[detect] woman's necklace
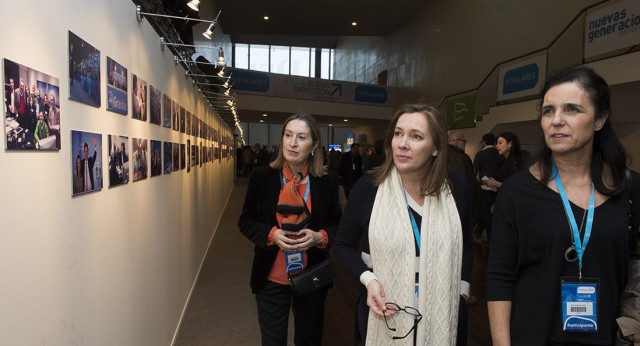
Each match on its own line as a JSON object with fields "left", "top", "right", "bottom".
{"left": 564, "top": 205, "right": 587, "bottom": 263}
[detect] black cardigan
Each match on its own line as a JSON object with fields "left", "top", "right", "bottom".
{"left": 238, "top": 166, "right": 342, "bottom": 293}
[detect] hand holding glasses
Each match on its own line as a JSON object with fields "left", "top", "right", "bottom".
{"left": 383, "top": 302, "right": 422, "bottom": 340}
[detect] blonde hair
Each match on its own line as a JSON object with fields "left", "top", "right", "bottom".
{"left": 270, "top": 114, "right": 327, "bottom": 177}
{"left": 373, "top": 104, "right": 449, "bottom": 196}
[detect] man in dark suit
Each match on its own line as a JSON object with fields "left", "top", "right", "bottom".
{"left": 82, "top": 138, "right": 98, "bottom": 191}
{"left": 339, "top": 143, "right": 362, "bottom": 199}
{"left": 473, "top": 133, "right": 500, "bottom": 180}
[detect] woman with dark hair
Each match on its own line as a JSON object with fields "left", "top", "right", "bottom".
{"left": 484, "top": 131, "right": 523, "bottom": 189}
{"left": 238, "top": 113, "right": 341, "bottom": 346}
{"left": 334, "top": 104, "right": 474, "bottom": 345}
{"left": 487, "top": 66, "right": 640, "bottom": 345}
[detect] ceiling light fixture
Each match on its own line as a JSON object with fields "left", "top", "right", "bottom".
{"left": 217, "top": 47, "right": 226, "bottom": 66}
{"left": 187, "top": 0, "right": 200, "bottom": 12}
{"left": 264, "top": 16, "right": 270, "bottom": 21}
{"left": 352, "top": 21, "right": 357, "bottom": 26}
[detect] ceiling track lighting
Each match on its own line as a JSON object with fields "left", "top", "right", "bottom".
{"left": 187, "top": 0, "right": 200, "bottom": 12}
{"left": 136, "top": 5, "right": 216, "bottom": 26}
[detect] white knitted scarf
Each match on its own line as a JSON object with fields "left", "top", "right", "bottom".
{"left": 367, "top": 167, "right": 462, "bottom": 345}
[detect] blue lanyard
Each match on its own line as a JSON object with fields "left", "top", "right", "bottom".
{"left": 403, "top": 190, "right": 421, "bottom": 251}
{"left": 282, "top": 175, "right": 310, "bottom": 202}
{"left": 552, "top": 164, "right": 595, "bottom": 278}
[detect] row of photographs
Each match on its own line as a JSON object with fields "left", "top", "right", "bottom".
{"left": 4, "top": 30, "right": 222, "bottom": 151}
{"left": 71, "top": 130, "right": 232, "bottom": 197}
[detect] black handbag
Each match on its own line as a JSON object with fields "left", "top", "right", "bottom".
{"left": 289, "top": 258, "right": 333, "bottom": 296}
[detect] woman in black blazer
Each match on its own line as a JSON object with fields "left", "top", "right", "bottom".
{"left": 238, "top": 113, "right": 342, "bottom": 346}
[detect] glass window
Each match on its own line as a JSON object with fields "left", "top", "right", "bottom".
{"left": 329, "top": 49, "right": 334, "bottom": 80}
{"left": 290, "top": 47, "right": 310, "bottom": 77}
{"left": 249, "top": 44, "right": 269, "bottom": 72}
{"left": 235, "top": 44, "right": 249, "bottom": 69}
{"left": 321, "top": 48, "right": 331, "bottom": 79}
{"left": 310, "top": 48, "right": 317, "bottom": 78}
{"left": 270, "top": 46, "right": 290, "bottom": 75}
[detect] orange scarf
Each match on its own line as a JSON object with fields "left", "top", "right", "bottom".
{"left": 277, "top": 162, "right": 311, "bottom": 231}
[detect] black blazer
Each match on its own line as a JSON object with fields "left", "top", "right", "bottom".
{"left": 238, "top": 166, "right": 342, "bottom": 293}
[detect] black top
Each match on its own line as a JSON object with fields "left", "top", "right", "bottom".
{"left": 333, "top": 172, "right": 475, "bottom": 286}
{"left": 486, "top": 169, "right": 640, "bottom": 345}
{"left": 473, "top": 146, "right": 500, "bottom": 178}
{"left": 238, "top": 166, "right": 342, "bottom": 293}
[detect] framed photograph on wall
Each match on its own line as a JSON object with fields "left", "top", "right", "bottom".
{"left": 172, "top": 100, "right": 179, "bottom": 132}
{"left": 150, "top": 140, "right": 162, "bottom": 177}
{"left": 68, "top": 31, "right": 101, "bottom": 107}
{"left": 106, "top": 57, "right": 127, "bottom": 115}
{"left": 179, "top": 106, "right": 185, "bottom": 133}
{"left": 71, "top": 130, "right": 103, "bottom": 196}
{"left": 163, "top": 141, "right": 172, "bottom": 174}
{"left": 180, "top": 143, "right": 186, "bottom": 170}
{"left": 108, "top": 134, "right": 129, "bottom": 187}
{"left": 186, "top": 139, "right": 191, "bottom": 173}
{"left": 185, "top": 111, "right": 191, "bottom": 136}
{"left": 132, "top": 137, "right": 148, "bottom": 181}
{"left": 149, "top": 85, "right": 161, "bottom": 125}
{"left": 162, "top": 94, "right": 171, "bottom": 128}
{"left": 131, "top": 74, "right": 147, "bottom": 122}
{"left": 172, "top": 143, "right": 180, "bottom": 172}
{"left": 4, "top": 58, "right": 61, "bottom": 150}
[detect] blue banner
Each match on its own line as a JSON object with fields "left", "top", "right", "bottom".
{"left": 503, "top": 63, "right": 539, "bottom": 94}
{"left": 107, "top": 86, "right": 128, "bottom": 115}
{"left": 231, "top": 70, "right": 270, "bottom": 93}
{"left": 355, "top": 85, "right": 387, "bottom": 104}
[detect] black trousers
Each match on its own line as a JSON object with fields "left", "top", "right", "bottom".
{"left": 255, "top": 281, "right": 328, "bottom": 346}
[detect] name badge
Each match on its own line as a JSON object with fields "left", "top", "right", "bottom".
{"left": 286, "top": 251, "right": 303, "bottom": 273}
{"left": 561, "top": 277, "right": 599, "bottom": 332}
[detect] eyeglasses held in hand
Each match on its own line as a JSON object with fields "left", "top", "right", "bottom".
{"left": 383, "top": 302, "right": 422, "bottom": 340}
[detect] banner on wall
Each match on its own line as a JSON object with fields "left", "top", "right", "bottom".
{"left": 497, "top": 53, "right": 547, "bottom": 102}
{"left": 446, "top": 94, "right": 476, "bottom": 129}
{"left": 585, "top": 0, "right": 640, "bottom": 59}
{"left": 229, "top": 69, "right": 391, "bottom": 106}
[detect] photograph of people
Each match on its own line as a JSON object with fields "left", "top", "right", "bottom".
{"left": 163, "top": 141, "right": 172, "bottom": 174}
{"left": 68, "top": 31, "right": 100, "bottom": 107}
{"left": 162, "top": 94, "right": 171, "bottom": 128}
{"left": 150, "top": 140, "right": 162, "bottom": 177}
{"left": 131, "top": 74, "right": 147, "bottom": 121}
{"left": 333, "top": 103, "right": 474, "bottom": 345}
{"left": 108, "top": 135, "right": 129, "bottom": 187}
{"left": 172, "top": 143, "right": 180, "bottom": 172}
{"left": 106, "top": 57, "right": 127, "bottom": 115}
{"left": 487, "top": 66, "right": 640, "bottom": 345}
{"left": 149, "top": 85, "right": 161, "bottom": 125}
{"left": 132, "top": 138, "right": 148, "bottom": 181}
{"left": 237, "top": 113, "right": 342, "bottom": 346}
{"left": 71, "top": 130, "right": 102, "bottom": 196}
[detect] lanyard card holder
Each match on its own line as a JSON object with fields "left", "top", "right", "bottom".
{"left": 560, "top": 277, "right": 600, "bottom": 332}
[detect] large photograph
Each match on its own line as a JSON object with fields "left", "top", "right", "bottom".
{"left": 106, "top": 57, "right": 127, "bottom": 115}
{"left": 132, "top": 137, "right": 148, "bottom": 181}
{"left": 162, "top": 94, "right": 171, "bottom": 128}
{"left": 172, "top": 142, "right": 180, "bottom": 172}
{"left": 71, "top": 130, "right": 102, "bottom": 196}
{"left": 69, "top": 31, "right": 101, "bottom": 107}
{"left": 172, "top": 100, "right": 179, "bottom": 131}
{"left": 108, "top": 134, "right": 129, "bottom": 187}
{"left": 131, "top": 74, "right": 147, "bottom": 121}
{"left": 4, "top": 58, "right": 61, "bottom": 150}
{"left": 163, "top": 141, "right": 172, "bottom": 174}
{"left": 149, "top": 85, "right": 161, "bottom": 125}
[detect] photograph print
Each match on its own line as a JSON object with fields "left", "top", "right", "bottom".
{"left": 172, "top": 100, "right": 179, "bottom": 131}
{"left": 162, "top": 94, "right": 171, "bottom": 128}
{"left": 172, "top": 142, "right": 180, "bottom": 172}
{"left": 4, "top": 58, "right": 61, "bottom": 150}
{"left": 185, "top": 111, "right": 191, "bottom": 136}
{"left": 108, "top": 134, "right": 129, "bottom": 188}
{"left": 149, "top": 85, "right": 161, "bottom": 125}
{"left": 150, "top": 140, "right": 162, "bottom": 177}
{"left": 163, "top": 141, "right": 172, "bottom": 174}
{"left": 71, "top": 130, "right": 103, "bottom": 196}
{"left": 179, "top": 106, "right": 185, "bottom": 133}
{"left": 106, "top": 57, "right": 127, "bottom": 115}
{"left": 180, "top": 143, "right": 186, "bottom": 170}
{"left": 132, "top": 137, "right": 148, "bottom": 182}
{"left": 69, "top": 31, "right": 101, "bottom": 107}
{"left": 186, "top": 140, "right": 191, "bottom": 173}
{"left": 131, "top": 74, "right": 147, "bottom": 121}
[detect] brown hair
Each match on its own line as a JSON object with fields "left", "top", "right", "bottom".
{"left": 373, "top": 104, "right": 449, "bottom": 196}
{"left": 270, "top": 113, "right": 327, "bottom": 177}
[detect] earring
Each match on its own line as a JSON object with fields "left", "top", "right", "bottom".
{"left": 311, "top": 149, "right": 315, "bottom": 157}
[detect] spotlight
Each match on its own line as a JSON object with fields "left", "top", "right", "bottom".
{"left": 202, "top": 23, "right": 214, "bottom": 39}
{"left": 217, "top": 47, "right": 226, "bottom": 66}
{"left": 187, "top": 0, "right": 200, "bottom": 12}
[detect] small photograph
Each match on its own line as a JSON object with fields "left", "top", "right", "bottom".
{"left": 4, "top": 58, "right": 61, "bottom": 150}
{"left": 172, "top": 100, "right": 179, "bottom": 131}
{"left": 200, "top": 141, "right": 204, "bottom": 167}
{"left": 191, "top": 144, "right": 196, "bottom": 168}
{"left": 185, "top": 111, "right": 191, "bottom": 136}
{"left": 172, "top": 142, "right": 180, "bottom": 172}
{"left": 71, "top": 130, "right": 103, "bottom": 196}
{"left": 132, "top": 137, "right": 148, "bottom": 182}
{"left": 180, "top": 143, "right": 186, "bottom": 170}
{"left": 195, "top": 143, "right": 200, "bottom": 166}
{"left": 162, "top": 94, "right": 171, "bottom": 128}
{"left": 150, "top": 140, "right": 162, "bottom": 177}
{"left": 131, "top": 74, "right": 147, "bottom": 121}
{"left": 163, "top": 141, "right": 172, "bottom": 174}
{"left": 213, "top": 128, "right": 218, "bottom": 142}
{"left": 108, "top": 134, "right": 129, "bottom": 187}
{"left": 186, "top": 140, "right": 191, "bottom": 173}
{"left": 179, "top": 106, "right": 185, "bottom": 133}
{"left": 149, "top": 85, "right": 161, "bottom": 125}
{"left": 106, "top": 57, "right": 127, "bottom": 115}
{"left": 68, "top": 31, "right": 101, "bottom": 107}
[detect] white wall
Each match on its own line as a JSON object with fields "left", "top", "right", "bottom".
{"left": 1, "top": 1, "right": 234, "bottom": 345}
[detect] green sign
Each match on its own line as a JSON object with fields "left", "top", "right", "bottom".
{"left": 446, "top": 94, "right": 476, "bottom": 129}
